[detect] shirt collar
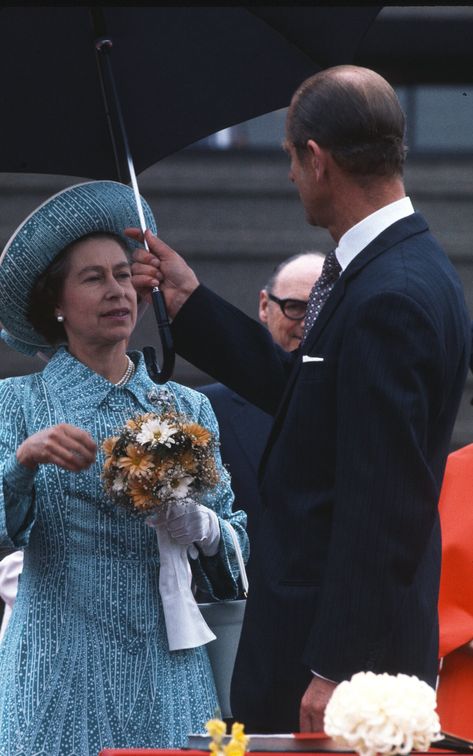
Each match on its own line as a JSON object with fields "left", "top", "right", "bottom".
{"left": 41, "top": 346, "right": 172, "bottom": 415}
{"left": 335, "top": 196, "right": 415, "bottom": 271}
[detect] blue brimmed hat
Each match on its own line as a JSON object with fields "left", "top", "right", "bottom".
{"left": 0, "top": 180, "right": 157, "bottom": 356}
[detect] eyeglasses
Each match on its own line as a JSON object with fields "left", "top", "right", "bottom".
{"left": 267, "top": 292, "right": 308, "bottom": 321}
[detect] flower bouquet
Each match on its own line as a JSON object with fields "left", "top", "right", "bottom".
{"left": 102, "top": 409, "right": 219, "bottom": 514}
{"left": 101, "top": 408, "right": 221, "bottom": 651}
{"left": 324, "top": 671, "right": 442, "bottom": 756}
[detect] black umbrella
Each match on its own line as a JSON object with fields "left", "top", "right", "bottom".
{"left": 0, "top": 6, "right": 381, "bottom": 381}
{"left": 0, "top": 6, "right": 381, "bottom": 178}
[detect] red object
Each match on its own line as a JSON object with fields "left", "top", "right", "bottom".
{"left": 438, "top": 443, "right": 473, "bottom": 658}
{"left": 436, "top": 443, "right": 473, "bottom": 739}
{"left": 99, "top": 733, "right": 330, "bottom": 755}
{"left": 97, "top": 731, "right": 458, "bottom": 756}
{"left": 99, "top": 751, "right": 204, "bottom": 756}
{"left": 98, "top": 749, "right": 457, "bottom": 756}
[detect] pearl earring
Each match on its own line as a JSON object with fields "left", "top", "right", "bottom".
{"left": 56, "top": 314, "right": 64, "bottom": 323}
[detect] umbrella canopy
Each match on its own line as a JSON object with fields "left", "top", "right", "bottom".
{"left": 0, "top": 6, "right": 381, "bottom": 180}
{"left": 0, "top": 5, "right": 382, "bottom": 384}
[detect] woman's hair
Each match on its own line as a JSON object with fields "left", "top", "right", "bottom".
{"left": 27, "top": 232, "right": 130, "bottom": 345}
{"left": 287, "top": 66, "right": 407, "bottom": 179}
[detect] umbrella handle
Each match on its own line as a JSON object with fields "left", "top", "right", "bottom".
{"left": 142, "top": 287, "right": 175, "bottom": 384}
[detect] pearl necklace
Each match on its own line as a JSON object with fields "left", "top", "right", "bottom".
{"left": 115, "top": 355, "right": 135, "bottom": 387}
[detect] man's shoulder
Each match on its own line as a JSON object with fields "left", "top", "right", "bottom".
{"left": 355, "top": 212, "right": 457, "bottom": 285}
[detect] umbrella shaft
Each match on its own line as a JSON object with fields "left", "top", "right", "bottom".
{"left": 94, "top": 36, "right": 149, "bottom": 247}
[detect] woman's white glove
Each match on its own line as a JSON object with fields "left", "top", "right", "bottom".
{"left": 146, "top": 502, "right": 220, "bottom": 556}
{"left": 144, "top": 504, "right": 218, "bottom": 650}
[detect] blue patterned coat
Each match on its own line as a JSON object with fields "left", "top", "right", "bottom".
{"left": 0, "top": 348, "right": 248, "bottom": 755}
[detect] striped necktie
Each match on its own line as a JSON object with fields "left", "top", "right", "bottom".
{"left": 303, "top": 249, "right": 341, "bottom": 341}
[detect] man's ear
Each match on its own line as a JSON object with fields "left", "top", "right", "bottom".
{"left": 306, "top": 139, "right": 326, "bottom": 180}
{"left": 259, "top": 289, "right": 269, "bottom": 325}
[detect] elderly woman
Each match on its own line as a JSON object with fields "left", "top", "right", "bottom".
{"left": 0, "top": 181, "right": 248, "bottom": 755}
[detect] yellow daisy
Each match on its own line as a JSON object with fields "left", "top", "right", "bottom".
{"left": 117, "top": 443, "right": 154, "bottom": 478}
{"left": 128, "top": 479, "right": 157, "bottom": 511}
{"left": 102, "top": 436, "right": 119, "bottom": 456}
{"left": 184, "top": 422, "right": 212, "bottom": 446}
{"left": 125, "top": 417, "right": 141, "bottom": 432}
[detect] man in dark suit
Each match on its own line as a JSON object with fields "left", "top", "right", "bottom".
{"left": 199, "top": 252, "right": 324, "bottom": 555}
{"left": 129, "top": 65, "right": 470, "bottom": 732}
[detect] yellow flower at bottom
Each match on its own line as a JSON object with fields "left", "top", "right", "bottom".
{"left": 230, "top": 723, "right": 247, "bottom": 741}
{"left": 206, "top": 718, "right": 227, "bottom": 741}
{"left": 224, "top": 722, "right": 249, "bottom": 756}
{"left": 224, "top": 741, "right": 247, "bottom": 756}
{"left": 206, "top": 718, "right": 249, "bottom": 756}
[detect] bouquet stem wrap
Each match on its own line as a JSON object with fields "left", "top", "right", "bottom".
{"left": 155, "top": 520, "right": 216, "bottom": 651}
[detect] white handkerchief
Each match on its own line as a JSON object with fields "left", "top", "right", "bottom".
{"left": 155, "top": 523, "right": 216, "bottom": 651}
{"left": 302, "top": 355, "right": 324, "bottom": 363}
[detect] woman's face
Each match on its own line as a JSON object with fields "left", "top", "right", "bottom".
{"left": 55, "top": 236, "right": 137, "bottom": 353}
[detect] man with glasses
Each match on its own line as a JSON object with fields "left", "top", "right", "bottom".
{"left": 259, "top": 252, "right": 324, "bottom": 352}
{"left": 199, "top": 252, "right": 324, "bottom": 559}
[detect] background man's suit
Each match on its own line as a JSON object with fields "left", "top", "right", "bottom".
{"left": 172, "top": 212, "right": 470, "bottom": 731}
{"left": 198, "top": 383, "right": 272, "bottom": 560}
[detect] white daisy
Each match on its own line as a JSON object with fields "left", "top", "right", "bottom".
{"left": 136, "top": 418, "right": 177, "bottom": 447}
{"left": 163, "top": 475, "right": 194, "bottom": 499}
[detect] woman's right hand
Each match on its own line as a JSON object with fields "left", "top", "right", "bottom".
{"left": 16, "top": 424, "right": 97, "bottom": 472}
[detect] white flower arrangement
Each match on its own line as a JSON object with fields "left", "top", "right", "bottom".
{"left": 324, "top": 672, "right": 442, "bottom": 756}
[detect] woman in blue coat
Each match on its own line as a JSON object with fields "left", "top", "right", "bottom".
{"left": 0, "top": 181, "right": 248, "bottom": 755}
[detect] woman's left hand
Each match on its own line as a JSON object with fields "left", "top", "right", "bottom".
{"left": 146, "top": 503, "right": 220, "bottom": 556}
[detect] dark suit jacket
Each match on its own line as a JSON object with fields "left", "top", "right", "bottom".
{"left": 198, "top": 383, "right": 272, "bottom": 560}
{"left": 172, "top": 213, "right": 471, "bottom": 731}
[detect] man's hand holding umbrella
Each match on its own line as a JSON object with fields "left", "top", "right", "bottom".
{"left": 127, "top": 229, "right": 199, "bottom": 318}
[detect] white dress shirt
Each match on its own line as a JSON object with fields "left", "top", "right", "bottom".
{"left": 335, "top": 196, "right": 415, "bottom": 271}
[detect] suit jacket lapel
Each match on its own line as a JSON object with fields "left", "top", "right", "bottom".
{"left": 259, "top": 212, "right": 429, "bottom": 484}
